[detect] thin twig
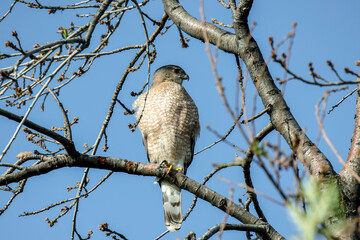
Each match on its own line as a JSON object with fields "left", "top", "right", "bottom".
{"left": 0, "top": 0, "right": 17, "bottom": 22}
{"left": 255, "top": 156, "right": 288, "bottom": 201}
{"left": 198, "top": 223, "right": 267, "bottom": 240}
{"left": 328, "top": 87, "right": 357, "bottom": 114}
{"left": 316, "top": 94, "right": 360, "bottom": 183}
{"left": 70, "top": 0, "right": 115, "bottom": 238}
{"left": 0, "top": 108, "right": 77, "bottom": 156}
{"left": 200, "top": 0, "right": 251, "bottom": 144}
{"left": 241, "top": 105, "right": 270, "bottom": 124}
{"left": 116, "top": 99, "right": 134, "bottom": 115}
{"left": 153, "top": 230, "right": 169, "bottom": 240}
{"left": 20, "top": 171, "right": 112, "bottom": 217}
{"left": 182, "top": 161, "right": 242, "bottom": 222}
{"left": 0, "top": 180, "right": 26, "bottom": 215}
{"left": 219, "top": 176, "right": 284, "bottom": 206}
{"left": 99, "top": 222, "right": 128, "bottom": 240}
{"left": 0, "top": 48, "right": 80, "bottom": 162}
{"left": 0, "top": 163, "right": 24, "bottom": 170}
{"left": 17, "top": 75, "right": 73, "bottom": 139}
{"left": 234, "top": 54, "right": 243, "bottom": 116}
{"left": 195, "top": 112, "right": 242, "bottom": 155}
{"left": 205, "top": 125, "right": 236, "bottom": 148}
{"left": 16, "top": 0, "right": 99, "bottom": 10}
{"left": 239, "top": 62, "right": 255, "bottom": 140}
{"left": 242, "top": 123, "right": 274, "bottom": 221}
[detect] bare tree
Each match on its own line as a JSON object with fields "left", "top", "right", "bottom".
{"left": 1, "top": 0, "right": 359, "bottom": 239}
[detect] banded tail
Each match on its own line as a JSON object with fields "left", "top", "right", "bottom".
{"left": 160, "top": 180, "right": 182, "bottom": 231}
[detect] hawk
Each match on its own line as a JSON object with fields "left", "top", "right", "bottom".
{"left": 133, "top": 65, "right": 200, "bottom": 231}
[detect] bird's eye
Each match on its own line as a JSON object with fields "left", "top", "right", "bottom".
{"left": 173, "top": 68, "right": 180, "bottom": 74}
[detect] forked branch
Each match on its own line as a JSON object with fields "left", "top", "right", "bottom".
{"left": 162, "top": 0, "right": 335, "bottom": 179}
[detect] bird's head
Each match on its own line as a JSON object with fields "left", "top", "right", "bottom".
{"left": 152, "top": 65, "right": 189, "bottom": 87}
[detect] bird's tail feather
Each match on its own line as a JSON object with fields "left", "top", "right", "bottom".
{"left": 160, "top": 180, "right": 182, "bottom": 231}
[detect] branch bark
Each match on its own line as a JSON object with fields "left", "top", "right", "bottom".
{"left": 339, "top": 84, "right": 360, "bottom": 217}
{"left": 0, "top": 154, "right": 284, "bottom": 239}
{"left": 161, "top": 0, "right": 335, "bottom": 179}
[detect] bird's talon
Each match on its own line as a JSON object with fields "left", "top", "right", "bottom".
{"left": 160, "top": 160, "right": 170, "bottom": 167}
{"left": 159, "top": 160, "right": 173, "bottom": 173}
{"left": 159, "top": 160, "right": 182, "bottom": 173}
{"left": 159, "top": 160, "right": 183, "bottom": 173}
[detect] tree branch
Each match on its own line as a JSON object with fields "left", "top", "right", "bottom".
{"left": 339, "top": 83, "right": 360, "bottom": 215}
{"left": 0, "top": 154, "right": 285, "bottom": 239}
{"left": 0, "top": 108, "right": 78, "bottom": 157}
{"left": 0, "top": 38, "right": 85, "bottom": 75}
{"left": 81, "top": 0, "right": 113, "bottom": 49}
{"left": 162, "top": 0, "right": 335, "bottom": 179}
{"left": 243, "top": 122, "right": 274, "bottom": 222}
{"left": 198, "top": 223, "right": 266, "bottom": 240}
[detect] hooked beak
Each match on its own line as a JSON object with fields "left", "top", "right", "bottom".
{"left": 183, "top": 73, "right": 189, "bottom": 81}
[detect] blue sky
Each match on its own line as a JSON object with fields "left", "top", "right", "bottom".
{"left": 1, "top": 0, "right": 360, "bottom": 239}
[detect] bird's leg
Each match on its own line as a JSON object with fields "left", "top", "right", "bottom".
{"left": 159, "top": 160, "right": 182, "bottom": 173}
{"left": 160, "top": 160, "right": 173, "bottom": 173}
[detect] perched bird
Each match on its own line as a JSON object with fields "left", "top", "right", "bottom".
{"left": 133, "top": 65, "right": 200, "bottom": 231}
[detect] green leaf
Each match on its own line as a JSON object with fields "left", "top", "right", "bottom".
{"left": 286, "top": 178, "right": 345, "bottom": 240}
{"left": 251, "top": 140, "right": 268, "bottom": 158}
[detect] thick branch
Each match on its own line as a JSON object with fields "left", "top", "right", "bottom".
{"left": 339, "top": 84, "right": 360, "bottom": 214}
{"left": 0, "top": 154, "right": 284, "bottom": 239}
{"left": 162, "top": 0, "right": 335, "bottom": 178}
